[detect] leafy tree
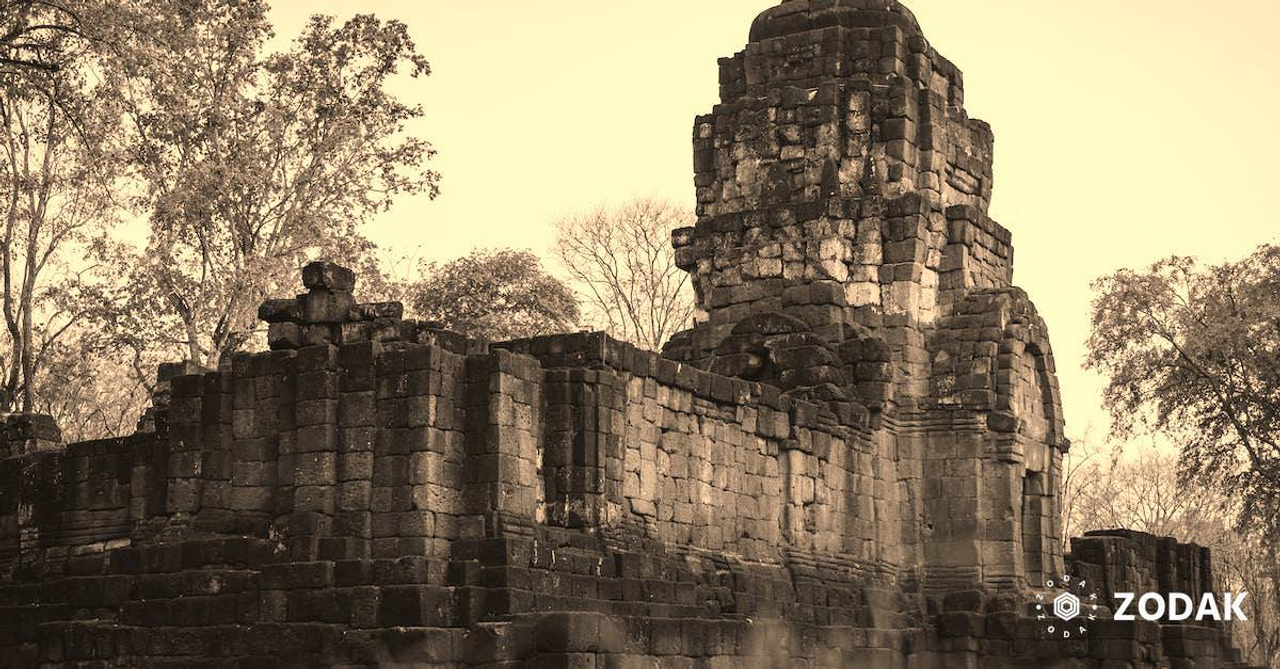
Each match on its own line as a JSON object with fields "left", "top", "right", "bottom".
{"left": 410, "top": 248, "right": 579, "bottom": 341}
{"left": 0, "top": 0, "right": 118, "bottom": 413}
{"left": 1085, "top": 245, "right": 1280, "bottom": 534}
{"left": 35, "top": 325, "right": 151, "bottom": 442}
{"left": 1, "top": 0, "right": 83, "bottom": 78}
{"left": 105, "top": 5, "right": 437, "bottom": 368}
{"left": 552, "top": 198, "right": 695, "bottom": 352}
{"left": 1084, "top": 245, "right": 1280, "bottom": 665}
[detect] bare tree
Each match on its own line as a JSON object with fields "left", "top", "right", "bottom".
{"left": 1065, "top": 444, "right": 1278, "bottom": 666}
{"left": 1066, "top": 442, "right": 1231, "bottom": 542}
{"left": 552, "top": 198, "right": 695, "bottom": 352}
{"left": 1059, "top": 426, "right": 1104, "bottom": 542}
{"left": 36, "top": 330, "right": 150, "bottom": 442}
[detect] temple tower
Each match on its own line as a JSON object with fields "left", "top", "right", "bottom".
{"left": 665, "top": 0, "right": 1070, "bottom": 591}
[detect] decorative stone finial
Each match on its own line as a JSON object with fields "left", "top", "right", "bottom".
{"left": 257, "top": 261, "right": 405, "bottom": 350}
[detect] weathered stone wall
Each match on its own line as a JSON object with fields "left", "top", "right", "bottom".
{"left": 1068, "top": 530, "right": 1218, "bottom": 617}
{"left": 497, "top": 335, "right": 903, "bottom": 573}
{"left": 0, "top": 1, "right": 1260, "bottom": 667}
{"left": 0, "top": 275, "right": 1253, "bottom": 668}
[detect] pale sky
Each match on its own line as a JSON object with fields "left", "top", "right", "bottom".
{"left": 269, "top": 0, "right": 1280, "bottom": 446}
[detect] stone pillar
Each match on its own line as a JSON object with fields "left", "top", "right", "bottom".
{"left": 463, "top": 349, "right": 545, "bottom": 533}
{"left": 0, "top": 413, "right": 62, "bottom": 458}
{"left": 780, "top": 444, "right": 816, "bottom": 550}
{"left": 284, "top": 344, "right": 335, "bottom": 561}
{"left": 254, "top": 260, "right": 451, "bottom": 560}
{"left": 193, "top": 371, "right": 233, "bottom": 531}
{"left": 336, "top": 340, "right": 377, "bottom": 559}
{"left": 370, "top": 343, "right": 432, "bottom": 558}
{"left": 1020, "top": 470, "right": 1048, "bottom": 585}
{"left": 402, "top": 343, "right": 467, "bottom": 554}
{"left": 543, "top": 368, "right": 624, "bottom": 529}
{"left": 368, "top": 341, "right": 409, "bottom": 559}
{"left": 225, "top": 352, "right": 284, "bottom": 531}
{"left": 979, "top": 460, "right": 1024, "bottom": 590}
{"left": 163, "top": 373, "right": 205, "bottom": 520}
{"left": 919, "top": 428, "right": 985, "bottom": 594}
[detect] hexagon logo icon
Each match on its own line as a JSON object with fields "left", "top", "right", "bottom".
{"left": 1053, "top": 592, "right": 1082, "bottom": 622}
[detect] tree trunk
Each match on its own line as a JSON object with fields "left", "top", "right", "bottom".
{"left": 184, "top": 315, "right": 202, "bottom": 365}
{"left": 0, "top": 97, "right": 22, "bottom": 413}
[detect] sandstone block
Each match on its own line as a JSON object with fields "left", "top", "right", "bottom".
{"left": 302, "top": 261, "right": 356, "bottom": 291}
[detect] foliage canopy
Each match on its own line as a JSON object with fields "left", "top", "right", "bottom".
{"left": 1086, "top": 245, "right": 1280, "bottom": 533}
{"left": 410, "top": 248, "right": 580, "bottom": 342}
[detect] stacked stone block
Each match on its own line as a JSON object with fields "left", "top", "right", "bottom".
{"left": 136, "top": 360, "right": 206, "bottom": 435}
{"left": 0, "top": 414, "right": 61, "bottom": 458}
{"left": 0, "top": 317, "right": 1257, "bottom": 667}
{"left": 260, "top": 261, "right": 404, "bottom": 352}
{"left": 663, "top": 7, "right": 1057, "bottom": 611}
{"left": 463, "top": 350, "right": 544, "bottom": 533}
{"left": 190, "top": 371, "right": 233, "bottom": 533}
{"left": 499, "top": 332, "right": 903, "bottom": 582}
{"left": 672, "top": 2, "right": 1010, "bottom": 366}
{"left": 288, "top": 344, "right": 340, "bottom": 560}
{"left": 543, "top": 367, "right": 622, "bottom": 529}
{"left": 225, "top": 353, "right": 288, "bottom": 535}
{"left": 0, "top": 2, "right": 1264, "bottom": 667}
{"left": 164, "top": 372, "right": 206, "bottom": 523}
{"left": 336, "top": 342, "right": 378, "bottom": 560}
{"left": 1067, "top": 530, "right": 1217, "bottom": 620}
{"left": 370, "top": 343, "right": 431, "bottom": 558}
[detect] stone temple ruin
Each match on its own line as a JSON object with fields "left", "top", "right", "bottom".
{"left": 0, "top": 1, "right": 1261, "bottom": 667}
